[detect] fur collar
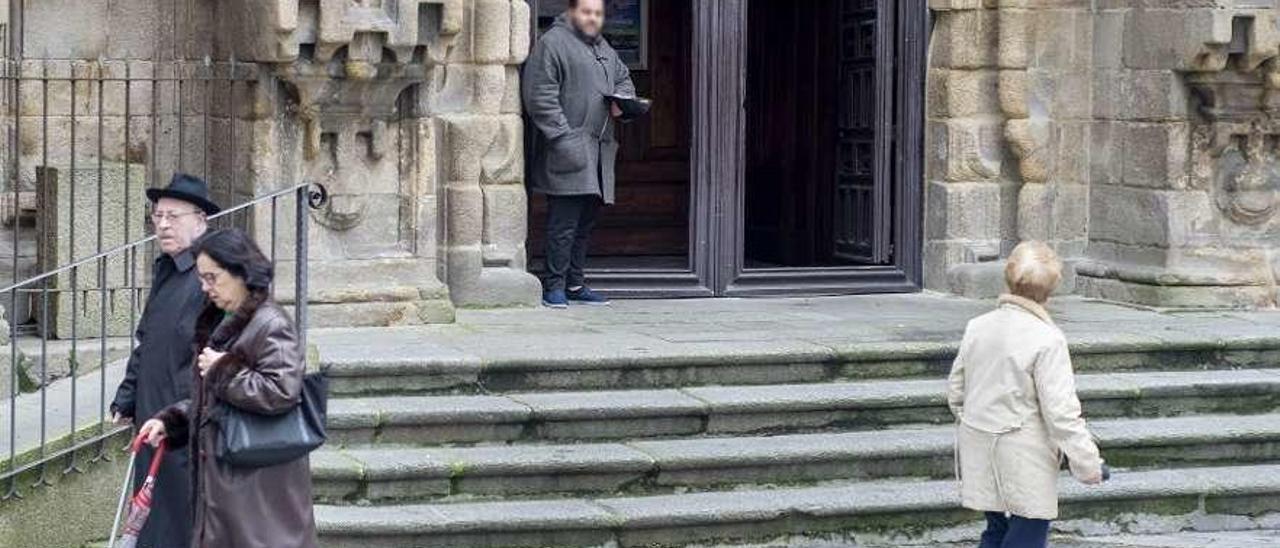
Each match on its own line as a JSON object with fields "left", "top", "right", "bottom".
{"left": 998, "top": 294, "right": 1055, "bottom": 326}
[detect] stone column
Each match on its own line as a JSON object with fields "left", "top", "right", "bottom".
{"left": 212, "top": 0, "right": 540, "bottom": 326}
{"left": 928, "top": 0, "right": 1095, "bottom": 298}
{"left": 925, "top": 1, "right": 1013, "bottom": 296}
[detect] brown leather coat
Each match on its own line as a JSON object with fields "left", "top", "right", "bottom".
{"left": 157, "top": 300, "right": 319, "bottom": 548}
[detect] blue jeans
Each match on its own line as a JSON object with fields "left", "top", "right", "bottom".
{"left": 980, "top": 512, "right": 1050, "bottom": 548}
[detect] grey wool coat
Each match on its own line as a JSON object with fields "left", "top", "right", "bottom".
{"left": 523, "top": 13, "right": 636, "bottom": 204}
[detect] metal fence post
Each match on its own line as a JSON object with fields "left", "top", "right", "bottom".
{"left": 295, "top": 185, "right": 309, "bottom": 366}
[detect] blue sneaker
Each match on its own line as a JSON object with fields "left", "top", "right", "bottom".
{"left": 542, "top": 289, "right": 568, "bottom": 309}
{"left": 567, "top": 286, "right": 610, "bottom": 306}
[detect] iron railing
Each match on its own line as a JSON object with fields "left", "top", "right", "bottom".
{"left": 0, "top": 180, "right": 327, "bottom": 499}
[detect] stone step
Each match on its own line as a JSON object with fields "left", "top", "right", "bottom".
{"left": 325, "top": 369, "right": 1280, "bottom": 445}
{"left": 313, "top": 463, "right": 1280, "bottom": 548}
{"left": 319, "top": 331, "right": 1280, "bottom": 396}
{"left": 312, "top": 413, "right": 1280, "bottom": 504}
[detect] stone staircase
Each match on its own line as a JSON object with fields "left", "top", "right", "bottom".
{"left": 307, "top": 318, "right": 1280, "bottom": 548}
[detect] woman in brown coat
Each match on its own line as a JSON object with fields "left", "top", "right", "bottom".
{"left": 139, "top": 228, "right": 319, "bottom": 548}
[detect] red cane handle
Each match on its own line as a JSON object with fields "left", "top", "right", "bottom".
{"left": 130, "top": 431, "right": 148, "bottom": 453}
{"left": 146, "top": 440, "right": 167, "bottom": 477}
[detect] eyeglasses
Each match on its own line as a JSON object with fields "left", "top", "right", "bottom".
{"left": 150, "top": 209, "right": 202, "bottom": 224}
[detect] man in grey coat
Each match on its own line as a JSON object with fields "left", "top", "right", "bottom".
{"left": 523, "top": 0, "right": 635, "bottom": 308}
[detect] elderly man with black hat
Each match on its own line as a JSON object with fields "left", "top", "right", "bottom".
{"left": 110, "top": 173, "right": 220, "bottom": 548}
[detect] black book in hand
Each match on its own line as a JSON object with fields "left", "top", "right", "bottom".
{"left": 606, "top": 95, "right": 652, "bottom": 121}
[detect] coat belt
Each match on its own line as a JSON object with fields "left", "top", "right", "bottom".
{"left": 957, "top": 419, "right": 1024, "bottom": 515}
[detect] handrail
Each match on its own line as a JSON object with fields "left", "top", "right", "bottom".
{"left": 1, "top": 180, "right": 329, "bottom": 499}
{"left": 0, "top": 182, "right": 328, "bottom": 295}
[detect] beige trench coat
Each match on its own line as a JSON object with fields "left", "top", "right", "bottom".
{"left": 946, "top": 294, "right": 1103, "bottom": 520}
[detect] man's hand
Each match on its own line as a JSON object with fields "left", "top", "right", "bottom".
{"left": 610, "top": 102, "right": 622, "bottom": 118}
{"left": 197, "top": 347, "right": 227, "bottom": 378}
{"left": 112, "top": 412, "right": 133, "bottom": 426}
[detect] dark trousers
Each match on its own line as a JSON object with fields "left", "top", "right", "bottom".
{"left": 544, "top": 194, "right": 602, "bottom": 293}
{"left": 980, "top": 512, "right": 1050, "bottom": 548}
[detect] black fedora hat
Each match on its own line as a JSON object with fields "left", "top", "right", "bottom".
{"left": 146, "top": 173, "right": 221, "bottom": 215}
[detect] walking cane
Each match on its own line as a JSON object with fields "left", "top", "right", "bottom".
{"left": 108, "top": 433, "right": 167, "bottom": 548}
{"left": 107, "top": 440, "right": 138, "bottom": 548}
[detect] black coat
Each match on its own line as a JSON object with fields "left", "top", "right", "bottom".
{"left": 111, "top": 248, "right": 207, "bottom": 548}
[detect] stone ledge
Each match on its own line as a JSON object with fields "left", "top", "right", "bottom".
{"left": 322, "top": 368, "right": 1280, "bottom": 444}
{"left": 314, "top": 464, "right": 1280, "bottom": 547}
{"left": 313, "top": 413, "right": 1280, "bottom": 503}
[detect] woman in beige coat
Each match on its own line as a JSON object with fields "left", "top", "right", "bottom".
{"left": 947, "top": 241, "right": 1105, "bottom": 548}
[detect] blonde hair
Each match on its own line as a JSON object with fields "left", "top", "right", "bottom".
{"left": 1005, "top": 241, "right": 1062, "bottom": 303}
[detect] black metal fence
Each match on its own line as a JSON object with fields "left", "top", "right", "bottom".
{"left": 0, "top": 0, "right": 334, "bottom": 499}
{"left": 0, "top": 181, "right": 325, "bottom": 498}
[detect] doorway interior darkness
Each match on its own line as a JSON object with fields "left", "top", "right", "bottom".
{"left": 525, "top": 0, "right": 926, "bottom": 297}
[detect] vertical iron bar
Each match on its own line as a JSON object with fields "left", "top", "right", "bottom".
{"left": 202, "top": 58, "right": 209, "bottom": 182}
{"left": 270, "top": 197, "right": 277, "bottom": 262}
{"left": 32, "top": 284, "right": 48, "bottom": 487}
{"left": 177, "top": 65, "right": 184, "bottom": 174}
{"left": 4, "top": 285, "right": 16, "bottom": 499}
{"left": 6, "top": 53, "right": 19, "bottom": 496}
{"left": 95, "top": 73, "right": 108, "bottom": 462}
{"left": 149, "top": 63, "right": 158, "bottom": 198}
{"left": 125, "top": 68, "right": 138, "bottom": 392}
{"left": 294, "top": 187, "right": 308, "bottom": 364}
{"left": 123, "top": 68, "right": 131, "bottom": 286}
{"left": 4, "top": 0, "right": 23, "bottom": 498}
{"left": 228, "top": 57, "right": 236, "bottom": 211}
{"left": 65, "top": 72, "right": 81, "bottom": 474}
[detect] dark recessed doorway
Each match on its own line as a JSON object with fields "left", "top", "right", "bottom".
{"left": 744, "top": 0, "right": 885, "bottom": 269}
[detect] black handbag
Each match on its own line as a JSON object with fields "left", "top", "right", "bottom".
{"left": 216, "top": 371, "right": 328, "bottom": 468}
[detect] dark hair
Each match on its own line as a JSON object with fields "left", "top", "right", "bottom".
{"left": 192, "top": 228, "right": 274, "bottom": 349}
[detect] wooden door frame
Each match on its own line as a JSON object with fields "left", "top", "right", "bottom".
{"left": 525, "top": 0, "right": 926, "bottom": 298}
{"left": 715, "top": 0, "right": 927, "bottom": 297}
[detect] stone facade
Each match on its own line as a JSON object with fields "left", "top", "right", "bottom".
{"left": 929, "top": 0, "right": 1280, "bottom": 308}
{"left": 1, "top": 0, "right": 1276, "bottom": 331}
{"left": 3, "top": 0, "right": 542, "bottom": 329}
{"left": 199, "top": 0, "right": 542, "bottom": 325}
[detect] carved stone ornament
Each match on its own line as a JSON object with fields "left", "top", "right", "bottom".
{"left": 235, "top": 0, "right": 464, "bottom": 232}
{"left": 1184, "top": 13, "right": 1280, "bottom": 226}
{"left": 1193, "top": 120, "right": 1280, "bottom": 225}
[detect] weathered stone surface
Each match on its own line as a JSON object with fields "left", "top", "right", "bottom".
{"left": 931, "top": 69, "right": 1002, "bottom": 117}
{"left": 931, "top": 9, "right": 1000, "bottom": 69}
{"left": 1030, "top": 10, "right": 1092, "bottom": 70}
{"left": 1089, "top": 185, "right": 1172, "bottom": 246}
{"left": 926, "top": 181, "right": 1002, "bottom": 240}
{"left": 1029, "top": 69, "right": 1093, "bottom": 120}
{"left": 927, "top": 119, "right": 1004, "bottom": 183}
{"left": 35, "top": 164, "right": 147, "bottom": 339}
{"left": 1122, "top": 123, "right": 1190, "bottom": 189}
{"left": 1125, "top": 70, "right": 1191, "bottom": 121}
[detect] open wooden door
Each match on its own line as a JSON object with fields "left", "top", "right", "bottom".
{"left": 833, "top": 0, "right": 894, "bottom": 265}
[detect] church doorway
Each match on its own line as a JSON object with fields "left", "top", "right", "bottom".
{"left": 526, "top": 0, "right": 926, "bottom": 297}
